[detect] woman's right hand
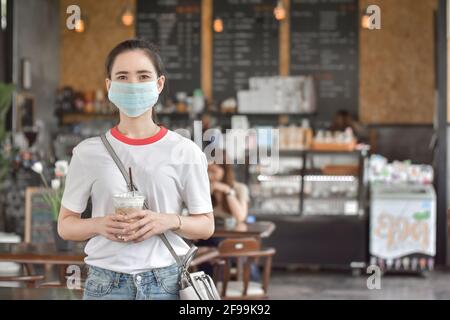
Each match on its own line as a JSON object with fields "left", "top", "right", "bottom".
{"left": 92, "top": 215, "right": 130, "bottom": 242}
{"left": 211, "top": 181, "right": 231, "bottom": 194}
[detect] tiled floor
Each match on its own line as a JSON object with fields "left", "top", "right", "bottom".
{"left": 268, "top": 269, "right": 450, "bottom": 300}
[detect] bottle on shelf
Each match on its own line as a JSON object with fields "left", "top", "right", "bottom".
{"left": 419, "top": 258, "right": 427, "bottom": 271}
{"left": 411, "top": 258, "right": 418, "bottom": 271}
{"left": 427, "top": 258, "right": 434, "bottom": 271}
{"left": 402, "top": 257, "right": 410, "bottom": 270}
{"left": 192, "top": 88, "right": 205, "bottom": 114}
{"left": 176, "top": 92, "right": 188, "bottom": 113}
{"left": 386, "top": 258, "right": 393, "bottom": 270}
{"left": 394, "top": 259, "right": 401, "bottom": 270}
{"left": 83, "top": 91, "right": 94, "bottom": 113}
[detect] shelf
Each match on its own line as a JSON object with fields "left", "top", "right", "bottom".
{"left": 251, "top": 194, "right": 300, "bottom": 199}
{"left": 235, "top": 112, "right": 316, "bottom": 117}
{"left": 157, "top": 112, "right": 191, "bottom": 118}
{"left": 299, "top": 214, "right": 366, "bottom": 220}
{"left": 278, "top": 149, "right": 365, "bottom": 156}
{"left": 156, "top": 111, "right": 316, "bottom": 119}
{"left": 249, "top": 170, "right": 302, "bottom": 176}
{"left": 250, "top": 212, "right": 366, "bottom": 220}
{"left": 303, "top": 175, "right": 357, "bottom": 182}
{"left": 251, "top": 211, "right": 300, "bottom": 216}
{"left": 303, "top": 197, "right": 358, "bottom": 201}
{"left": 256, "top": 174, "right": 357, "bottom": 182}
{"left": 256, "top": 175, "right": 301, "bottom": 182}
{"left": 305, "top": 150, "right": 364, "bottom": 155}
{"left": 209, "top": 111, "right": 316, "bottom": 117}
{"left": 278, "top": 150, "right": 305, "bottom": 157}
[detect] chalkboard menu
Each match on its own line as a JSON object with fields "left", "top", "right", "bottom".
{"left": 25, "top": 187, "right": 55, "bottom": 244}
{"left": 290, "top": 0, "right": 359, "bottom": 121}
{"left": 136, "top": 0, "right": 201, "bottom": 99}
{"left": 213, "top": 0, "right": 279, "bottom": 103}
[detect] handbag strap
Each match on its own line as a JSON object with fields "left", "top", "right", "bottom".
{"left": 100, "top": 132, "right": 197, "bottom": 268}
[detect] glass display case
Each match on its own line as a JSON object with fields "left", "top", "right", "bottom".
{"left": 247, "top": 148, "right": 370, "bottom": 269}
{"left": 301, "top": 150, "right": 368, "bottom": 216}
{"left": 248, "top": 154, "right": 302, "bottom": 215}
{"left": 248, "top": 149, "right": 369, "bottom": 216}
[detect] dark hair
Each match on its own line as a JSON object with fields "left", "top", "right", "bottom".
{"left": 105, "top": 39, "right": 166, "bottom": 121}
{"left": 210, "top": 150, "right": 236, "bottom": 214}
{"left": 330, "top": 109, "right": 355, "bottom": 132}
{"left": 105, "top": 39, "right": 166, "bottom": 79}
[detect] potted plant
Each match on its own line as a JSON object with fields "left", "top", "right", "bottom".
{"left": 0, "top": 83, "right": 15, "bottom": 230}
{"left": 0, "top": 83, "right": 14, "bottom": 180}
{"left": 31, "top": 160, "right": 70, "bottom": 251}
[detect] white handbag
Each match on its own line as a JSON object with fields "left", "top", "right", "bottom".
{"left": 179, "top": 271, "right": 221, "bottom": 300}
{"left": 101, "top": 133, "right": 221, "bottom": 300}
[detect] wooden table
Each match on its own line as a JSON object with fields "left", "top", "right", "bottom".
{"left": 0, "top": 287, "right": 83, "bottom": 300}
{"left": 0, "top": 243, "right": 219, "bottom": 284}
{"left": 213, "top": 221, "right": 276, "bottom": 239}
{"left": 0, "top": 242, "right": 85, "bottom": 265}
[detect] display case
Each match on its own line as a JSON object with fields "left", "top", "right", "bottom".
{"left": 248, "top": 148, "right": 370, "bottom": 270}
{"left": 301, "top": 150, "right": 368, "bottom": 216}
{"left": 249, "top": 149, "right": 369, "bottom": 217}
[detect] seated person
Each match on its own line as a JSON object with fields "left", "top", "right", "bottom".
{"left": 198, "top": 152, "right": 249, "bottom": 246}
{"left": 197, "top": 151, "right": 260, "bottom": 280}
{"left": 209, "top": 158, "right": 249, "bottom": 224}
{"left": 330, "top": 109, "right": 369, "bottom": 143}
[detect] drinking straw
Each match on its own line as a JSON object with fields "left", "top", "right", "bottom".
{"left": 129, "top": 167, "right": 135, "bottom": 192}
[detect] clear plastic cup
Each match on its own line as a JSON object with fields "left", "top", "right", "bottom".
{"left": 112, "top": 191, "right": 145, "bottom": 223}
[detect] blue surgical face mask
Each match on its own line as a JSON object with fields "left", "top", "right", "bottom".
{"left": 108, "top": 80, "right": 159, "bottom": 117}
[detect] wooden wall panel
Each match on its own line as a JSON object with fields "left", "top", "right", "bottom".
{"left": 359, "top": 0, "right": 437, "bottom": 124}
{"left": 59, "top": 0, "right": 135, "bottom": 92}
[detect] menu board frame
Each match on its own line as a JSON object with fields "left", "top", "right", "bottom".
{"left": 212, "top": 0, "right": 280, "bottom": 104}
{"left": 136, "top": 0, "right": 202, "bottom": 99}
{"left": 290, "top": 0, "right": 359, "bottom": 121}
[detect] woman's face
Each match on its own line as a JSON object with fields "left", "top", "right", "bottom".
{"left": 335, "top": 115, "right": 345, "bottom": 128}
{"left": 208, "top": 163, "right": 225, "bottom": 182}
{"left": 105, "top": 49, "right": 165, "bottom": 94}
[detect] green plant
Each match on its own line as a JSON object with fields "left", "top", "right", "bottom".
{"left": 32, "top": 161, "right": 68, "bottom": 221}
{"left": 0, "top": 83, "right": 14, "bottom": 182}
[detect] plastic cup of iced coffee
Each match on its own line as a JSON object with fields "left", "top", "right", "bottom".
{"left": 112, "top": 191, "right": 145, "bottom": 240}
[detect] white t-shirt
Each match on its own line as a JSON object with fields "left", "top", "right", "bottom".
{"left": 61, "top": 126, "right": 213, "bottom": 274}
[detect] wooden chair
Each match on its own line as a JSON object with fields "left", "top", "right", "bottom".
{"left": 0, "top": 263, "right": 45, "bottom": 288}
{"left": 214, "top": 238, "right": 275, "bottom": 300}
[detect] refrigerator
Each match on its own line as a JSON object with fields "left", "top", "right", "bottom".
{"left": 369, "top": 183, "right": 436, "bottom": 273}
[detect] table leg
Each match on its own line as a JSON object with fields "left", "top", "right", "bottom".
{"left": 59, "top": 265, "right": 67, "bottom": 287}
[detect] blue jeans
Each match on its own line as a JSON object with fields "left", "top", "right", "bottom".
{"left": 82, "top": 263, "right": 180, "bottom": 300}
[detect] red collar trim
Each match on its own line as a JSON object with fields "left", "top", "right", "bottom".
{"left": 110, "top": 126, "right": 168, "bottom": 145}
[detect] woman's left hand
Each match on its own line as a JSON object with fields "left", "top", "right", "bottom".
{"left": 121, "top": 210, "right": 179, "bottom": 243}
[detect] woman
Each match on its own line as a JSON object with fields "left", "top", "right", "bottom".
{"left": 330, "top": 109, "right": 369, "bottom": 143}
{"left": 197, "top": 154, "right": 252, "bottom": 277}
{"left": 58, "top": 39, "right": 214, "bottom": 300}
{"left": 208, "top": 157, "right": 249, "bottom": 223}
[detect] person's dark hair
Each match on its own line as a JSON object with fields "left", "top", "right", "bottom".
{"left": 330, "top": 109, "right": 354, "bottom": 132}
{"left": 210, "top": 150, "right": 236, "bottom": 214}
{"left": 105, "top": 38, "right": 166, "bottom": 79}
{"left": 105, "top": 39, "right": 167, "bottom": 122}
